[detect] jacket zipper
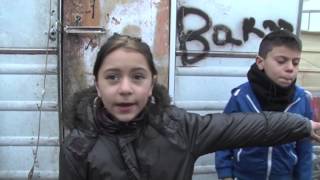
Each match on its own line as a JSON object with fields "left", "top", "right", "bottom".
{"left": 283, "top": 98, "right": 301, "bottom": 167}
{"left": 284, "top": 97, "right": 301, "bottom": 112}
{"left": 246, "top": 94, "right": 301, "bottom": 180}
{"left": 246, "top": 95, "right": 273, "bottom": 180}
{"left": 246, "top": 95, "right": 260, "bottom": 113}
{"left": 235, "top": 95, "right": 260, "bottom": 162}
{"left": 236, "top": 148, "right": 242, "bottom": 161}
{"left": 266, "top": 147, "right": 272, "bottom": 180}
{"left": 289, "top": 149, "right": 298, "bottom": 164}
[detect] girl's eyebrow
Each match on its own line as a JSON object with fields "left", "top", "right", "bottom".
{"left": 103, "top": 68, "right": 119, "bottom": 71}
{"left": 101, "top": 67, "right": 149, "bottom": 74}
{"left": 101, "top": 68, "right": 120, "bottom": 75}
{"left": 131, "top": 67, "right": 149, "bottom": 72}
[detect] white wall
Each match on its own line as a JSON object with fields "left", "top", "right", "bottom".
{"left": 301, "top": 0, "right": 320, "bottom": 31}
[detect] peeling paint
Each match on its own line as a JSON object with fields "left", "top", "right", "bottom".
{"left": 64, "top": 0, "right": 101, "bottom": 26}
{"left": 82, "top": 38, "right": 99, "bottom": 83}
{"left": 100, "top": 0, "right": 134, "bottom": 12}
{"left": 111, "top": 16, "right": 121, "bottom": 25}
{"left": 122, "top": 25, "right": 142, "bottom": 38}
{"left": 104, "top": 0, "right": 159, "bottom": 45}
{"left": 63, "top": 0, "right": 103, "bottom": 105}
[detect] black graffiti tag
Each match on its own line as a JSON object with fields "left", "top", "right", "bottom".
{"left": 213, "top": 25, "right": 242, "bottom": 46}
{"left": 263, "top": 19, "right": 293, "bottom": 32}
{"left": 177, "top": 6, "right": 294, "bottom": 65}
{"left": 177, "top": 6, "right": 211, "bottom": 65}
{"left": 242, "top": 17, "right": 265, "bottom": 41}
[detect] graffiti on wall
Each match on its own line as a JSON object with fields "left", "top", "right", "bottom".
{"left": 177, "top": 6, "right": 294, "bottom": 65}
{"left": 90, "top": 0, "right": 96, "bottom": 18}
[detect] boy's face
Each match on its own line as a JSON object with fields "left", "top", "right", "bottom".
{"left": 256, "top": 45, "right": 300, "bottom": 87}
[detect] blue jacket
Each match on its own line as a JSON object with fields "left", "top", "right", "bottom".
{"left": 215, "top": 82, "right": 313, "bottom": 180}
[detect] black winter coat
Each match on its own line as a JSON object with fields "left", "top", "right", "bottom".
{"left": 59, "top": 84, "right": 311, "bottom": 180}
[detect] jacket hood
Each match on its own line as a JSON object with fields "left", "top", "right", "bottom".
{"left": 63, "top": 83, "right": 172, "bottom": 130}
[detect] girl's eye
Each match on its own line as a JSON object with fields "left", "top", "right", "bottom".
{"left": 133, "top": 74, "right": 145, "bottom": 80}
{"left": 105, "top": 74, "right": 119, "bottom": 81}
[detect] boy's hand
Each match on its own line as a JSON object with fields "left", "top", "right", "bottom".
{"left": 311, "top": 121, "right": 320, "bottom": 142}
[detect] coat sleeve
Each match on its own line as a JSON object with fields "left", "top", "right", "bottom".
{"left": 59, "top": 130, "right": 94, "bottom": 180}
{"left": 169, "top": 107, "right": 312, "bottom": 157}
{"left": 215, "top": 94, "right": 239, "bottom": 179}
{"left": 293, "top": 96, "right": 314, "bottom": 180}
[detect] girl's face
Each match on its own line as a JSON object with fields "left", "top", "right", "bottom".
{"left": 256, "top": 45, "right": 300, "bottom": 87}
{"left": 95, "top": 48, "right": 154, "bottom": 122}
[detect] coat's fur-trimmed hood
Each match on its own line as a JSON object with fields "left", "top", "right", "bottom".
{"left": 63, "top": 83, "right": 171, "bottom": 130}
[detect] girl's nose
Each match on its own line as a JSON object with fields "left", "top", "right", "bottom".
{"left": 118, "top": 77, "right": 133, "bottom": 95}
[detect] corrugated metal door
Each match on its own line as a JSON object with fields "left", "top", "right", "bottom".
{"left": 0, "top": 0, "right": 60, "bottom": 179}
{"left": 169, "top": 0, "right": 302, "bottom": 179}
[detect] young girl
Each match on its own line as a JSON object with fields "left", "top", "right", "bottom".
{"left": 60, "top": 33, "right": 320, "bottom": 180}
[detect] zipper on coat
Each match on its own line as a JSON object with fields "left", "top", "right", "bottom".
{"left": 238, "top": 95, "right": 260, "bottom": 164}
{"left": 283, "top": 98, "right": 300, "bottom": 167}
{"left": 246, "top": 95, "right": 301, "bottom": 179}
{"left": 246, "top": 95, "right": 274, "bottom": 180}
{"left": 235, "top": 95, "right": 260, "bottom": 163}
{"left": 266, "top": 147, "right": 273, "bottom": 180}
{"left": 289, "top": 149, "right": 298, "bottom": 164}
{"left": 246, "top": 95, "right": 260, "bottom": 113}
{"left": 237, "top": 148, "right": 243, "bottom": 162}
{"left": 284, "top": 97, "right": 301, "bottom": 112}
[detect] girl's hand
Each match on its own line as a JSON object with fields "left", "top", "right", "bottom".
{"left": 311, "top": 121, "right": 320, "bottom": 142}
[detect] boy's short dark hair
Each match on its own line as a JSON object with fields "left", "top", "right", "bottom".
{"left": 258, "top": 30, "right": 302, "bottom": 58}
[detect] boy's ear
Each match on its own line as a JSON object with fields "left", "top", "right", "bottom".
{"left": 256, "top": 56, "right": 264, "bottom": 70}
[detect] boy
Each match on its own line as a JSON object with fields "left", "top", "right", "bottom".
{"left": 215, "top": 30, "right": 313, "bottom": 180}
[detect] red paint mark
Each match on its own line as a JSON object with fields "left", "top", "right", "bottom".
{"left": 312, "top": 97, "right": 320, "bottom": 122}
{"left": 153, "top": 0, "right": 169, "bottom": 58}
